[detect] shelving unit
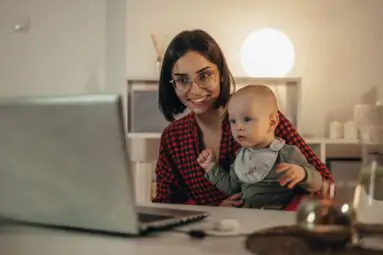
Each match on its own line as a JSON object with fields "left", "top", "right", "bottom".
{"left": 126, "top": 77, "right": 302, "bottom": 133}
{"left": 126, "top": 77, "right": 362, "bottom": 203}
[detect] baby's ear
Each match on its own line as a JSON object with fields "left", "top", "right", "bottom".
{"left": 269, "top": 112, "right": 280, "bottom": 129}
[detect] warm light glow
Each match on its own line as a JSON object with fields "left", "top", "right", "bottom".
{"left": 240, "top": 28, "right": 295, "bottom": 77}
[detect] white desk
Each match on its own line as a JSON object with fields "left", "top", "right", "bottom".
{"left": 0, "top": 203, "right": 295, "bottom": 255}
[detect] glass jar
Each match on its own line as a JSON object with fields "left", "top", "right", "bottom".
{"left": 354, "top": 103, "right": 383, "bottom": 224}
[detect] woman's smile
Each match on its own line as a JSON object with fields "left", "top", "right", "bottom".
{"left": 188, "top": 95, "right": 210, "bottom": 105}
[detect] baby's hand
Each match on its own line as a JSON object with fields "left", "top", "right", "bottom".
{"left": 276, "top": 163, "right": 306, "bottom": 188}
{"left": 197, "top": 149, "right": 216, "bottom": 172}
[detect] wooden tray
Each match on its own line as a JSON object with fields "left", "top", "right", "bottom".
{"left": 245, "top": 225, "right": 383, "bottom": 255}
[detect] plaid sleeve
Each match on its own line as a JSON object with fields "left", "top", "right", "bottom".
{"left": 275, "top": 112, "right": 334, "bottom": 183}
{"left": 152, "top": 131, "right": 175, "bottom": 203}
{"left": 152, "top": 129, "right": 194, "bottom": 204}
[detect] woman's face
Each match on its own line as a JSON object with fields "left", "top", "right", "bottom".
{"left": 171, "top": 51, "right": 221, "bottom": 115}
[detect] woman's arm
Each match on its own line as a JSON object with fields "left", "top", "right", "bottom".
{"left": 152, "top": 131, "right": 194, "bottom": 204}
{"left": 152, "top": 137, "right": 175, "bottom": 203}
{"left": 275, "top": 112, "right": 334, "bottom": 188}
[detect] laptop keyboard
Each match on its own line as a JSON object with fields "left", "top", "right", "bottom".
{"left": 138, "top": 213, "right": 173, "bottom": 223}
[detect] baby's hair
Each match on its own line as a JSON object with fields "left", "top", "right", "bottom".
{"left": 230, "top": 84, "right": 278, "bottom": 114}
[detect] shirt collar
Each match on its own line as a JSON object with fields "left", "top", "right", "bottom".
{"left": 269, "top": 137, "right": 286, "bottom": 151}
{"left": 247, "top": 137, "right": 286, "bottom": 152}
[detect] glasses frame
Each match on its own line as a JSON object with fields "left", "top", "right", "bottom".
{"left": 170, "top": 68, "right": 219, "bottom": 93}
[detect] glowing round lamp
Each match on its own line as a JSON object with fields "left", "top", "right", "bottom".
{"left": 240, "top": 28, "right": 295, "bottom": 77}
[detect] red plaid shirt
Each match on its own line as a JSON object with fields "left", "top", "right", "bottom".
{"left": 153, "top": 112, "right": 333, "bottom": 210}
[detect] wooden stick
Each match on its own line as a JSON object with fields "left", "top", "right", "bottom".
{"left": 150, "top": 33, "right": 161, "bottom": 57}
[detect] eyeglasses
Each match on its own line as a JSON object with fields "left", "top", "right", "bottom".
{"left": 170, "top": 69, "right": 218, "bottom": 92}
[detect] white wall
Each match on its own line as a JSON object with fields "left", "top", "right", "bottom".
{"left": 1, "top": 0, "right": 382, "bottom": 138}
{"left": 0, "top": 0, "right": 126, "bottom": 98}
{"left": 126, "top": 0, "right": 383, "bottom": 138}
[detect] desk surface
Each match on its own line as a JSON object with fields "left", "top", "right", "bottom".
{"left": 0, "top": 203, "right": 295, "bottom": 255}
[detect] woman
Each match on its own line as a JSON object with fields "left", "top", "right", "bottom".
{"left": 153, "top": 29, "right": 333, "bottom": 209}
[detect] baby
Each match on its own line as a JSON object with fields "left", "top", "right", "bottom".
{"left": 197, "top": 85, "right": 323, "bottom": 209}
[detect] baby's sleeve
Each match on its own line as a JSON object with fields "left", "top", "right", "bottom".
{"left": 205, "top": 162, "right": 241, "bottom": 195}
{"left": 283, "top": 145, "right": 323, "bottom": 192}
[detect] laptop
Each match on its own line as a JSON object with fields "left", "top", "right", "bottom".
{"left": 0, "top": 93, "right": 208, "bottom": 235}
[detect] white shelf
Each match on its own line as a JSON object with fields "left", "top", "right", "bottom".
{"left": 127, "top": 77, "right": 302, "bottom": 133}
{"left": 305, "top": 138, "right": 360, "bottom": 145}
{"left": 127, "top": 133, "right": 161, "bottom": 139}
{"left": 126, "top": 76, "right": 302, "bottom": 84}
{"left": 324, "top": 139, "right": 360, "bottom": 145}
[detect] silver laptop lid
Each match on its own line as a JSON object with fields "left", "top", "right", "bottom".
{"left": 0, "top": 93, "right": 140, "bottom": 234}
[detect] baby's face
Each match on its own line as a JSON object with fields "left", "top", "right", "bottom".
{"left": 228, "top": 95, "right": 273, "bottom": 148}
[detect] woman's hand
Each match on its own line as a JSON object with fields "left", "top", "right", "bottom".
{"left": 219, "top": 193, "right": 243, "bottom": 207}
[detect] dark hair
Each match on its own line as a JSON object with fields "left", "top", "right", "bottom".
{"left": 158, "top": 29, "right": 235, "bottom": 122}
